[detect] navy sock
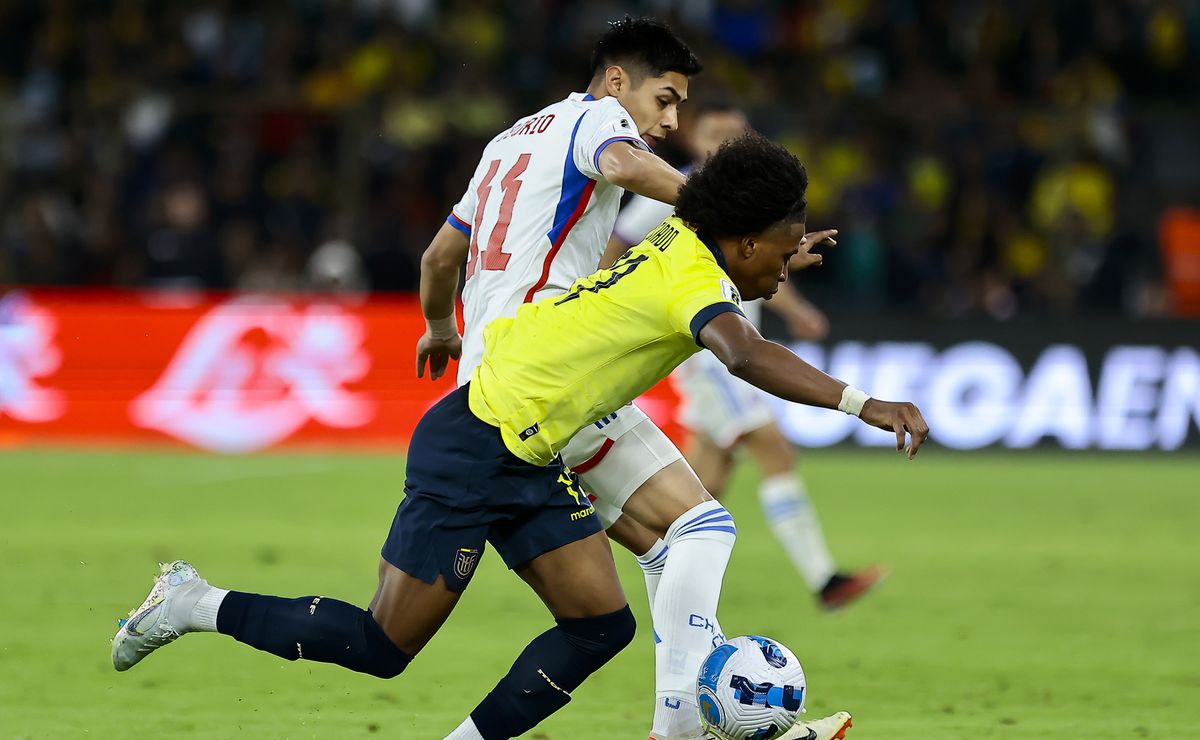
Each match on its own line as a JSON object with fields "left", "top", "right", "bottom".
{"left": 470, "top": 605, "right": 636, "bottom": 739}
{"left": 216, "top": 591, "right": 411, "bottom": 679}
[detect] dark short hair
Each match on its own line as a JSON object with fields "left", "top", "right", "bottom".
{"left": 590, "top": 16, "right": 702, "bottom": 82}
{"left": 675, "top": 132, "right": 809, "bottom": 242}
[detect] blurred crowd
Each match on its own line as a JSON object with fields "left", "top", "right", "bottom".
{"left": 1, "top": 0, "right": 1198, "bottom": 318}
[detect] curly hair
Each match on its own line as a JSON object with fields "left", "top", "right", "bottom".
{"left": 590, "top": 16, "right": 702, "bottom": 81}
{"left": 675, "top": 132, "right": 809, "bottom": 243}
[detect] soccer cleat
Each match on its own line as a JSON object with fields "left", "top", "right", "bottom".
{"left": 111, "top": 560, "right": 207, "bottom": 671}
{"left": 778, "top": 711, "right": 853, "bottom": 740}
{"left": 819, "top": 566, "right": 888, "bottom": 611}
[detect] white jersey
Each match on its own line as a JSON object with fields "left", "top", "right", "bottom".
{"left": 449, "top": 92, "right": 650, "bottom": 385}
{"left": 612, "top": 189, "right": 763, "bottom": 326}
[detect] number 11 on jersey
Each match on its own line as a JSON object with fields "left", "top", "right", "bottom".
{"left": 466, "top": 154, "right": 531, "bottom": 279}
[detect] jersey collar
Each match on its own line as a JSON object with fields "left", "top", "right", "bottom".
{"left": 702, "top": 236, "right": 730, "bottom": 272}
{"left": 677, "top": 218, "right": 730, "bottom": 273}
{"left": 569, "top": 92, "right": 597, "bottom": 101}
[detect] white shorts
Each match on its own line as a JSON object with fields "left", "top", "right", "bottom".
{"left": 671, "top": 350, "right": 775, "bottom": 449}
{"left": 560, "top": 402, "right": 683, "bottom": 528}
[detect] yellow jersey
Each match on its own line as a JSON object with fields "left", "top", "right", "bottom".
{"left": 468, "top": 217, "right": 745, "bottom": 466}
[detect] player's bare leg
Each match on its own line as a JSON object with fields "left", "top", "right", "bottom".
{"left": 606, "top": 512, "right": 669, "bottom": 610}
{"left": 607, "top": 510, "right": 662, "bottom": 555}
{"left": 684, "top": 432, "right": 735, "bottom": 500}
{"left": 370, "top": 561, "right": 464, "bottom": 655}
{"left": 739, "top": 423, "right": 886, "bottom": 610}
{"left": 445, "top": 531, "right": 635, "bottom": 740}
{"left": 516, "top": 529, "right": 628, "bottom": 618}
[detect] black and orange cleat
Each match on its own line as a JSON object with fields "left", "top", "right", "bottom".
{"left": 819, "top": 566, "right": 888, "bottom": 611}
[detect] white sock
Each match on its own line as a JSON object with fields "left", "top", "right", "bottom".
{"left": 651, "top": 696, "right": 700, "bottom": 739}
{"left": 759, "top": 473, "right": 836, "bottom": 591}
{"left": 188, "top": 585, "right": 228, "bottom": 632}
{"left": 651, "top": 500, "right": 735, "bottom": 738}
{"left": 635, "top": 538, "right": 668, "bottom": 613}
{"left": 443, "top": 716, "right": 485, "bottom": 740}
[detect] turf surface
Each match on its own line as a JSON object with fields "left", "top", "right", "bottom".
{"left": 1, "top": 448, "right": 1197, "bottom": 739}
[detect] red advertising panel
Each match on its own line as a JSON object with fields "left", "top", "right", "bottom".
{"left": 3, "top": 289, "right": 1195, "bottom": 452}
{"left": 0, "top": 289, "right": 685, "bottom": 452}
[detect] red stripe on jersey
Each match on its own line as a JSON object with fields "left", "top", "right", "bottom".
{"left": 523, "top": 179, "right": 597, "bottom": 303}
{"left": 571, "top": 437, "right": 615, "bottom": 474}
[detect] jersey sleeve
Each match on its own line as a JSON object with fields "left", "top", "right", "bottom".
{"left": 574, "top": 98, "right": 651, "bottom": 181}
{"left": 667, "top": 260, "right": 746, "bottom": 347}
{"left": 613, "top": 193, "right": 676, "bottom": 246}
{"left": 446, "top": 166, "right": 480, "bottom": 237}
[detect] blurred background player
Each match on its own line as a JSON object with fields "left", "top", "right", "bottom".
{"left": 608, "top": 104, "right": 885, "bottom": 610}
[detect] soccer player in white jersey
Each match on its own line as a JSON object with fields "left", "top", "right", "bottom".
{"left": 609, "top": 104, "right": 886, "bottom": 611}
{"left": 415, "top": 17, "right": 848, "bottom": 740}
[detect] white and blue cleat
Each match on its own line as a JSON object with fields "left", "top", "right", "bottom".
{"left": 111, "top": 560, "right": 207, "bottom": 671}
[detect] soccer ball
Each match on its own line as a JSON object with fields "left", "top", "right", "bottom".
{"left": 696, "top": 635, "right": 807, "bottom": 740}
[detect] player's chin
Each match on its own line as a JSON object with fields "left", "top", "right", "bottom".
{"left": 747, "top": 285, "right": 775, "bottom": 301}
{"left": 642, "top": 134, "right": 659, "bottom": 148}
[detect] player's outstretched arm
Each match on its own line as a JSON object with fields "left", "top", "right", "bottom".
{"left": 699, "top": 312, "right": 931, "bottom": 458}
{"left": 598, "top": 141, "right": 686, "bottom": 205}
{"left": 416, "top": 221, "right": 470, "bottom": 380}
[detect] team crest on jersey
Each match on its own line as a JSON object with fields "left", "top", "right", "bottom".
{"left": 720, "top": 279, "right": 742, "bottom": 307}
{"left": 454, "top": 548, "right": 481, "bottom": 579}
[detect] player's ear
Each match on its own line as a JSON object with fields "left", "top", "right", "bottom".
{"left": 605, "top": 65, "right": 626, "bottom": 96}
{"left": 740, "top": 235, "right": 757, "bottom": 259}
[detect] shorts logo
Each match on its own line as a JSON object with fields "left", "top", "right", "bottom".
{"left": 557, "top": 470, "right": 585, "bottom": 506}
{"left": 454, "top": 548, "right": 481, "bottom": 579}
{"left": 570, "top": 505, "right": 596, "bottom": 522}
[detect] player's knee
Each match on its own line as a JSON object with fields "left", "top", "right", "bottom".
{"left": 666, "top": 501, "right": 737, "bottom": 547}
{"left": 559, "top": 605, "right": 637, "bottom": 664}
{"left": 360, "top": 612, "right": 414, "bottom": 679}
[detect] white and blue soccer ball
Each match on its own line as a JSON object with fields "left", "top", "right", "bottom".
{"left": 696, "top": 635, "right": 807, "bottom": 740}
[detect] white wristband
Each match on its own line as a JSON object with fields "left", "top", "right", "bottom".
{"left": 426, "top": 314, "right": 458, "bottom": 340}
{"left": 838, "top": 386, "right": 870, "bottom": 417}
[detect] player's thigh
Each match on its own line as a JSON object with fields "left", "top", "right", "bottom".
{"left": 685, "top": 431, "right": 735, "bottom": 497}
{"left": 739, "top": 421, "right": 797, "bottom": 478}
{"left": 369, "top": 561, "right": 462, "bottom": 656}
{"left": 515, "top": 530, "right": 627, "bottom": 619}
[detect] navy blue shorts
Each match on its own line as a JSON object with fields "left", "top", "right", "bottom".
{"left": 382, "top": 384, "right": 601, "bottom": 592}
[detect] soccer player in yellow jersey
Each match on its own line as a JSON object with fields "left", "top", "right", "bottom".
{"left": 109, "top": 133, "right": 927, "bottom": 740}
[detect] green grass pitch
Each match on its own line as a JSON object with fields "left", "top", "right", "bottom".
{"left": 1, "top": 448, "right": 1197, "bottom": 739}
